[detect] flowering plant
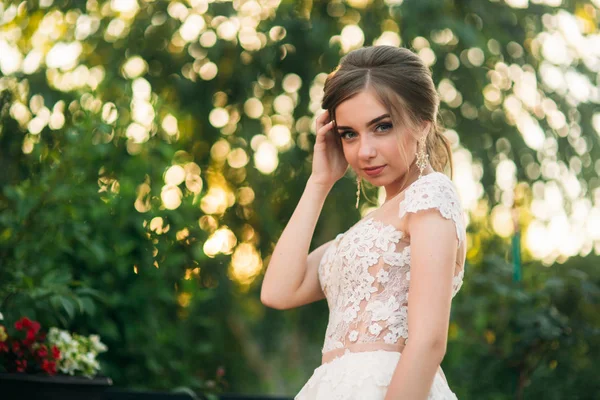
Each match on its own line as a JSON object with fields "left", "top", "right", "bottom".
{"left": 0, "top": 316, "right": 61, "bottom": 375}
{"left": 0, "top": 315, "right": 107, "bottom": 378}
{"left": 47, "top": 327, "right": 107, "bottom": 378}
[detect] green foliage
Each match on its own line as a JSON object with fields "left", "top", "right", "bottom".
{"left": 0, "top": 94, "right": 223, "bottom": 393}
{"left": 445, "top": 253, "right": 600, "bottom": 400}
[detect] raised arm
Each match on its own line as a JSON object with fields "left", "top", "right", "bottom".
{"left": 260, "top": 178, "right": 331, "bottom": 310}
{"left": 261, "top": 110, "right": 348, "bottom": 310}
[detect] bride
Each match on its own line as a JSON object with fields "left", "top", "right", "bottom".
{"left": 261, "top": 45, "right": 467, "bottom": 400}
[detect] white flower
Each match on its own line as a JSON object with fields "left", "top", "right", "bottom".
{"left": 388, "top": 309, "right": 409, "bottom": 340}
{"left": 59, "top": 331, "right": 72, "bottom": 344}
{"left": 47, "top": 328, "right": 106, "bottom": 377}
{"left": 383, "top": 246, "right": 411, "bottom": 267}
{"left": 358, "top": 251, "right": 380, "bottom": 269}
{"left": 374, "top": 223, "right": 403, "bottom": 250}
{"left": 376, "top": 269, "right": 390, "bottom": 284}
{"left": 366, "top": 296, "right": 400, "bottom": 321}
{"left": 384, "top": 332, "right": 398, "bottom": 344}
{"left": 354, "top": 274, "right": 377, "bottom": 302}
{"left": 0, "top": 312, "right": 3, "bottom": 320}
{"left": 89, "top": 335, "right": 108, "bottom": 352}
{"left": 342, "top": 304, "right": 360, "bottom": 323}
{"left": 368, "top": 323, "right": 383, "bottom": 336}
{"left": 348, "top": 330, "right": 359, "bottom": 342}
{"left": 388, "top": 305, "right": 409, "bottom": 325}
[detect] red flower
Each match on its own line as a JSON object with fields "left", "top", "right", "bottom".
{"left": 24, "top": 329, "right": 37, "bottom": 346}
{"left": 14, "top": 320, "right": 23, "bottom": 330}
{"left": 11, "top": 340, "right": 25, "bottom": 358}
{"left": 51, "top": 345, "right": 61, "bottom": 360}
{"left": 0, "top": 342, "right": 8, "bottom": 352}
{"left": 42, "top": 359, "right": 57, "bottom": 375}
{"left": 29, "top": 321, "right": 41, "bottom": 335}
{"left": 15, "top": 359, "right": 27, "bottom": 373}
{"left": 37, "top": 344, "right": 48, "bottom": 358}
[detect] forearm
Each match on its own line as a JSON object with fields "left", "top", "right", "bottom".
{"left": 384, "top": 340, "right": 446, "bottom": 400}
{"left": 261, "top": 177, "right": 330, "bottom": 307}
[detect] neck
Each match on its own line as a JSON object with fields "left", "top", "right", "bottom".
{"left": 383, "top": 163, "right": 432, "bottom": 204}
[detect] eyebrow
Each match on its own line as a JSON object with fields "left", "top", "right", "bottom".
{"left": 336, "top": 114, "right": 391, "bottom": 131}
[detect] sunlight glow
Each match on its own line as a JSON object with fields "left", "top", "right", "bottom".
{"left": 161, "top": 185, "right": 183, "bottom": 210}
{"left": 180, "top": 13, "right": 206, "bottom": 42}
{"left": 268, "top": 125, "right": 292, "bottom": 151}
{"left": 229, "top": 243, "right": 262, "bottom": 286}
{"left": 0, "top": 40, "right": 23, "bottom": 75}
{"left": 122, "top": 56, "right": 148, "bottom": 79}
{"left": 340, "top": 25, "right": 365, "bottom": 53}
{"left": 204, "top": 227, "right": 237, "bottom": 257}
{"left": 374, "top": 31, "right": 401, "bottom": 47}
{"left": 2, "top": 0, "right": 599, "bottom": 272}
{"left": 201, "top": 186, "right": 232, "bottom": 214}
{"left": 165, "top": 165, "right": 186, "bottom": 186}
{"left": 46, "top": 42, "right": 82, "bottom": 70}
{"left": 253, "top": 141, "right": 279, "bottom": 174}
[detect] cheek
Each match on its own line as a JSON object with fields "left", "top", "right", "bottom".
{"left": 341, "top": 143, "right": 357, "bottom": 166}
{"left": 380, "top": 135, "right": 403, "bottom": 158}
{"left": 381, "top": 134, "right": 414, "bottom": 165}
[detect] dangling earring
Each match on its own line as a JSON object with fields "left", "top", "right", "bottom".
{"left": 355, "top": 175, "right": 361, "bottom": 209}
{"left": 416, "top": 135, "right": 429, "bottom": 179}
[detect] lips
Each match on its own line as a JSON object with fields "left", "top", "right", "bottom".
{"left": 363, "top": 165, "right": 386, "bottom": 176}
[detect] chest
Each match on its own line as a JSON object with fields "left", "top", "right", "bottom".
{"left": 318, "top": 218, "right": 413, "bottom": 298}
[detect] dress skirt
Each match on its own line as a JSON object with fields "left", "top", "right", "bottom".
{"left": 295, "top": 350, "right": 458, "bottom": 400}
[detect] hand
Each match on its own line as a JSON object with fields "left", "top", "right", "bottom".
{"left": 309, "top": 110, "right": 348, "bottom": 188}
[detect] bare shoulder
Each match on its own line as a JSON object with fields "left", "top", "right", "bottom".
{"left": 399, "top": 172, "right": 465, "bottom": 246}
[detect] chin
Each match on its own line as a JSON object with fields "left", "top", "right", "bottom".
{"left": 362, "top": 175, "right": 388, "bottom": 186}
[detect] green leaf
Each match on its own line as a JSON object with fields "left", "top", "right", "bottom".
{"left": 59, "top": 296, "right": 76, "bottom": 320}
{"left": 80, "top": 297, "right": 97, "bottom": 316}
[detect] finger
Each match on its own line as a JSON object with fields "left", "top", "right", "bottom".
{"left": 315, "top": 120, "right": 335, "bottom": 142}
{"left": 316, "top": 110, "right": 331, "bottom": 127}
{"left": 317, "top": 119, "right": 335, "bottom": 135}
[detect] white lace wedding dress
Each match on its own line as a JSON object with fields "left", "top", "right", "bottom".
{"left": 295, "top": 172, "right": 467, "bottom": 400}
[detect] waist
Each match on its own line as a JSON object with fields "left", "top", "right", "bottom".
{"left": 321, "top": 341, "right": 406, "bottom": 365}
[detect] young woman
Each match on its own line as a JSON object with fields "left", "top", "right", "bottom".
{"left": 261, "top": 45, "right": 467, "bottom": 400}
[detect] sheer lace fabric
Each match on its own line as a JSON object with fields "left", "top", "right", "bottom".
{"left": 296, "top": 172, "right": 466, "bottom": 399}
{"left": 317, "top": 172, "right": 466, "bottom": 359}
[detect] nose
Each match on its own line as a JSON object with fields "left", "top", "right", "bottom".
{"left": 357, "top": 134, "right": 377, "bottom": 161}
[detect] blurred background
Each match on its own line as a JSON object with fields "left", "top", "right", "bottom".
{"left": 0, "top": 0, "right": 599, "bottom": 399}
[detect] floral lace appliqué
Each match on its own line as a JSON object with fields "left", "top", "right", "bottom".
{"left": 318, "top": 173, "right": 466, "bottom": 356}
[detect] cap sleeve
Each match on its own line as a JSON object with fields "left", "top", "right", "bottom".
{"left": 398, "top": 173, "right": 466, "bottom": 248}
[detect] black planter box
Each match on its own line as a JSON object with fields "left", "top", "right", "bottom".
{"left": 219, "top": 395, "right": 292, "bottom": 400}
{"left": 0, "top": 372, "right": 113, "bottom": 400}
{"left": 0, "top": 373, "right": 294, "bottom": 400}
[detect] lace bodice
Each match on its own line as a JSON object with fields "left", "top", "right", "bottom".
{"left": 317, "top": 172, "right": 467, "bottom": 357}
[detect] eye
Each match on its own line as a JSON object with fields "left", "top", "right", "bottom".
{"left": 375, "top": 122, "right": 393, "bottom": 132}
{"left": 339, "top": 131, "right": 357, "bottom": 140}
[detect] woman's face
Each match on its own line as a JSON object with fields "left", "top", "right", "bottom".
{"left": 334, "top": 89, "right": 418, "bottom": 196}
